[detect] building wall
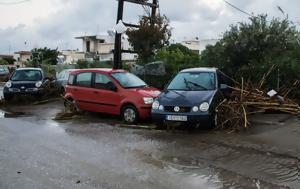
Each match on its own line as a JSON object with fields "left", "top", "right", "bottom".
{"left": 77, "top": 35, "right": 137, "bottom": 62}
{"left": 61, "top": 50, "right": 85, "bottom": 64}
{"left": 199, "top": 39, "right": 219, "bottom": 53}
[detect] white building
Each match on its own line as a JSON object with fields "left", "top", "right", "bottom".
{"left": 180, "top": 38, "right": 219, "bottom": 54}
{"left": 13, "top": 51, "right": 32, "bottom": 67}
{"left": 75, "top": 32, "right": 137, "bottom": 62}
{"left": 58, "top": 50, "right": 85, "bottom": 64}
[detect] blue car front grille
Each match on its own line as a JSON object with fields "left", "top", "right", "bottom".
{"left": 164, "top": 106, "right": 191, "bottom": 113}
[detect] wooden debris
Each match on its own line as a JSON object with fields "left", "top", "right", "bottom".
{"left": 216, "top": 79, "right": 300, "bottom": 131}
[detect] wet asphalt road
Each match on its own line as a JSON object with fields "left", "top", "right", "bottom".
{"left": 0, "top": 100, "right": 299, "bottom": 189}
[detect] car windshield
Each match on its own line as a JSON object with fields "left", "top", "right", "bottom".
{"left": 57, "top": 70, "right": 70, "bottom": 80}
{"left": 0, "top": 65, "right": 8, "bottom": 72}
{"left": 167, "top": 72, "right": 216, "bottom": 91}
{"left": 11, "top": 70, "right": 42, "bottom": 81}
{"left": 112, "top": 72, "right": 147, "bottom": 88}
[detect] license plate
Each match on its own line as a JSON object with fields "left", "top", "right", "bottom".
{"left": 166, "top": 115, "right": 187, "bottom": 122}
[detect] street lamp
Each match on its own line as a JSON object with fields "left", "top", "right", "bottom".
{"left": 115, "top": 20, "right": 127, "bottom": 34}
{"left": 113, "top": 20, "right": 127, "bottom": 69}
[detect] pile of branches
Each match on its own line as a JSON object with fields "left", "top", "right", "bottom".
{"left": 216, "top": 67, "right": 300, "bottom": 131}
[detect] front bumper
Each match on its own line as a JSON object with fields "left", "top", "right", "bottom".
{"left": 138, "top": 106, "right": 152, "bottom": 119}
{"left": 152, "top": 111, "right": 212, "bottom": 124}
{"left": 3, "top": 87, "right": 44, "bottom": 95}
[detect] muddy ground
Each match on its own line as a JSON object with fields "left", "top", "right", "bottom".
{"left": 0, "top": 97, "right": 299, "bottom": 189}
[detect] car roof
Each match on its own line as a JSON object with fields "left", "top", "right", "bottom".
{"left": 16, "top": 67, "right": 42, "bottom": 71}
{"left": 180, "top": 67, "right": 218, "bottom": 73}
{"left": 71, "top": 68, "right": 127, "bottom": 74}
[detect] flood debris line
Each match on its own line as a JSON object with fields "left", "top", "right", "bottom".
{"left": 216, "top": 78, "right": 300, "bottom": 131}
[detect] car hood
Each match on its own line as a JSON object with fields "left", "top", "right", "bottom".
{"left": 157, "top": 90, "right": 217, "bottom": 106}
{"left": 128, "top": 87, "right": 161, "bottom": 98}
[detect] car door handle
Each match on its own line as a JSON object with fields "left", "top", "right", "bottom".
{"left": 93, "top": 91, "right": 98, "bottom": 94}
{"left": 74, "top": 89, "right": 78, "bottom": 91}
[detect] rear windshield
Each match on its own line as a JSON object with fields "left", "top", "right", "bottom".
{"left": 11, "top": 70, "right": 42, "bottom": 81}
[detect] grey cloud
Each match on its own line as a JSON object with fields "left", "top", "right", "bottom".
{"left": 1, "top": 0, "right": 300, "bottom": 54}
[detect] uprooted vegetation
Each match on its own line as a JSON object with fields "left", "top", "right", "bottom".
{"left": 216, "top": 68, "right": 300, "bottom": 131}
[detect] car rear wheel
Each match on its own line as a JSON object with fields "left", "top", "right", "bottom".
{"left": 64, "top": 98, "right": 80, "bottom": 114}
{"left": 122, "top": 105, "right": 139, "bottom": 124}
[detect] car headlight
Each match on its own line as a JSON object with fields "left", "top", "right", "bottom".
{"left": 35, "top": 81, "right": 43, "bottom": 88}
{"left": 152, "top": 101, "right": 160, "bottom": 110}
{"left": 199, "top": 102, "right": 210, "bottom": 112}
{"left": 192, "top": 106, "right": 199, "bottom": 112}
{"left": 159, "top": 105, "right": 164, "bottom": 111}
{"left": 5, "top": 81, "right": 12, "bottom": 88}
{"left": 143, "top": 97, "right": 154, "bottom": 104}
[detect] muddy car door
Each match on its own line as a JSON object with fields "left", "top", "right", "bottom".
{"left": 91, "top": 72, "right": 121, "bottom": 115}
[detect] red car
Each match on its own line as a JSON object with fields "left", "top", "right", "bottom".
{"left": 64, "top": 69, "right": 160, "bottom": 123}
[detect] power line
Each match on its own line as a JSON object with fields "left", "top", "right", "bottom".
{"left": 223, "top": 0, "right": 255, "bottom": 18}
{"left": 0, "top": 0, "right": 30, "bottom": 5}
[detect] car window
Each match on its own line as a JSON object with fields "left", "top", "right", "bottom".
{"left": 68, "top": 74, "right": 75, "bottom": 85}
{"left": 94, "top": 73, "right": 114, "bottom": 90}
{"left": 76, "top": 72, "right": 92, "bottom": 87}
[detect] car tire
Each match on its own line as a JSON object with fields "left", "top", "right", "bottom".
{"left": 209, "top": 112, "right": 218, "bottom": 129}
{"left": 155, "top": 122, "right": 166, "bottom": 130}
{"left": 122, "top": 105, "right": 139, "bottom": 124}
{"left": 64, "top": 98, "right": 80, "bottom": 114}
{"left": 3, "top": 94, "right": 13, "bottom": 102}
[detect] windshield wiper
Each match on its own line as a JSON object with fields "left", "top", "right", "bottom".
{"left": 164, "top": 89, "right": 185, "bottom": 96}
{"left": 183, "top": 78, "right": 193, "bottom": 90}
{"left": 184, "top": 78, "right": 208, "bottom": 90}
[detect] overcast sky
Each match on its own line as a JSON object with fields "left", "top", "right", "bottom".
{"left": 0, "top": 0, "right": 299, "bottom": 54}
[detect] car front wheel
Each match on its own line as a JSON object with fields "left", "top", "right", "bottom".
{"left": 122, "top": 105, "right": 139, "bottom": 124}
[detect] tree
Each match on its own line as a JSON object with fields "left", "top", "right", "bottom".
{"left": 201, "top": 14, "right": 300, "bottom": 90}
{"left": 30, "top": 47, "right": 59, "bottom": 66}
{"left": 2, "top": 57, "right": 15, "bottom": 65}
{"left": 155, "top": 43, "right": 202, "bottom": 75}
{"left": 0, "top": 59, "right": 9, "bottom": 65}
{"left": 126, "top": 14, "right": 171, "bottom": 64}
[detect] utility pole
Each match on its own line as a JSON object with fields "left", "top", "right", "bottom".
{"left": 113, "top": 0, "right": 159, "bottom": 69}
{"left": 113, "top": 0, "right": 124, "bottom": 69}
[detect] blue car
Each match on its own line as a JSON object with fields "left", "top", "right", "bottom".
{"left": 151, "top": 67, "right": 231, "bottom": 128}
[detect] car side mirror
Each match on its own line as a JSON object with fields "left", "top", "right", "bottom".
{"left": 220, "top": 84, "right": 229, "bottom": 90}
{"left": 107, "top": 82, "right": 117, "bottom": 92}
{"left": 110, "top": 85, "right": 117, "bottom": 92}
